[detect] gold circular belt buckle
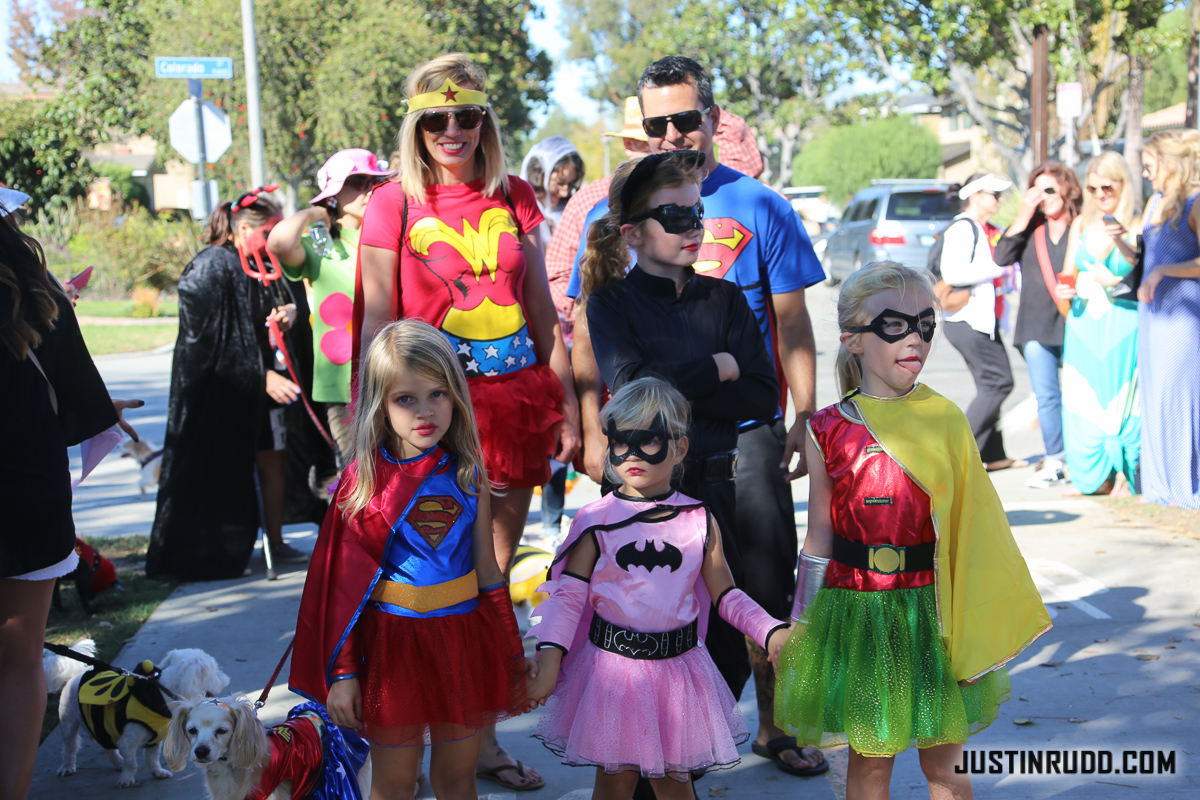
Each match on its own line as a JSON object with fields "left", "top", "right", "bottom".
{"left": 869, "top": 544, "right": 904, "bottom": 574}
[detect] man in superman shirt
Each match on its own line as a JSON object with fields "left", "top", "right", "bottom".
{"left": 567, "top": 56, "right": 826, "bottom": 778}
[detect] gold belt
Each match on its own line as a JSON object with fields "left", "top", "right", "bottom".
{"left": 370, "top": 570, "right": 479, "bottom": 614}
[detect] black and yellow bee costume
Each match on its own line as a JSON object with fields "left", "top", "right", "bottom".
{"left": 77, "top": 660, "right": 171, "bottom": 749}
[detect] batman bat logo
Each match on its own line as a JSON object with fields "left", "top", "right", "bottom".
{"left": 615, "top": 539, "right": 683, "bottom": 573}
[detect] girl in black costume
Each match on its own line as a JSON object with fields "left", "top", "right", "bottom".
{"left": 147, "top": 191, "right": 331, "bottom": 580}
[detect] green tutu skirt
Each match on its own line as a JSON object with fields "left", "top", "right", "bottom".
{"left": 775, "top": 584, "right": 1009, "bottom": 756}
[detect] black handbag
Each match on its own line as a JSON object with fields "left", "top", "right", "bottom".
{"left": 1111, "top": 234, "right": 1143, "bottom": 303}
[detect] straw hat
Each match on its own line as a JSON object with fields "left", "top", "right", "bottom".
{"left": 602, "top": 97, "right": 648, "bottom": 142}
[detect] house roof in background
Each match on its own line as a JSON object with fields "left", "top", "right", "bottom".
{"left": 1143, "top": 102, "right": 1187, "bottom": 132}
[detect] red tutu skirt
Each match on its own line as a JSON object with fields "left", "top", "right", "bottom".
{"left": 359, "top": 588, "right": 527, "bottom": 747}
{"left": 469, "top": 364, "right": 564, "bottom": 488}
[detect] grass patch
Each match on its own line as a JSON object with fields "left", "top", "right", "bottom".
{"left": 42, "top": 536, "right": 178, "bottom": 742}
{"left": 80, "top": 323, "right": 178, "bottom": 355}
{"left": 1103, "top": 496, "right": 1200, "bottom": 539}
{"left": 76, "top": 299, "right": 179, "bottom": 318}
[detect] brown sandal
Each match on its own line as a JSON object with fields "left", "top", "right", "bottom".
{"left": 476, "top": 760, "right": 545, "bottom": 792}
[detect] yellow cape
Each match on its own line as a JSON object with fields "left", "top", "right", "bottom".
{"left": 851, "top": 384, "right": 1052, "bottom": 682}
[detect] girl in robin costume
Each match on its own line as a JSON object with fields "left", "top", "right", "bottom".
{"left": 774, "top": 262, "right": 1052, "bottom": 799}
{"left": 290, "top": 319, "right": 528, "bottom": 798}
{"left": 526, "top": 377, "right": 791, "bottom": 798}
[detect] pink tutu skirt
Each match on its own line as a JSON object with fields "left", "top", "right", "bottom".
{"left": 534, "top": 641, "right": 748, "bottom": 780}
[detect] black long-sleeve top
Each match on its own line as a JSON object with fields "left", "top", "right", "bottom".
{"left": 993, "top": 224, "right": 1067, "bottom": 348}
{"left": 586, "top": 265, "right": 779, "bottom": 456}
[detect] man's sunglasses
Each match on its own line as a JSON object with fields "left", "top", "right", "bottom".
{"left": 419, "top": 107, "right": 485, "bottom": 134}
{"left": 629, "top": 201, "right": 704, "bottom": 234}
{"left": 642, "top": 106, "right": 712, "bottom": 138}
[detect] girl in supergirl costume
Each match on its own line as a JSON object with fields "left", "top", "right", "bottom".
{"left": 290, "top": 319, "right": 528, "bottom": 797}
{"left": 774, "top": 263, "right": 1051, "bottom": 799}
{"left": 527, "top": 378, "right": 791, "bottom": 799}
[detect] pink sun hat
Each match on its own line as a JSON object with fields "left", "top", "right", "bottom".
{"left": 310, "top": 149, "right": 392, "bottom": 204}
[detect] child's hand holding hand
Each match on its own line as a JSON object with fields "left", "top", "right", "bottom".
{"left": 327, "top": 677, "right": 363, "bottom": 729}
{"left": 526, "top": 650, "right": 562, "bottom": 711}
{"left": 766, "top": 624, "right": 794, "bottom": 668}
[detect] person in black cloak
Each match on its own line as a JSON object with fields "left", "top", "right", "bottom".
{"left": 146, "top": 189, "right": 335, "bottom": 581}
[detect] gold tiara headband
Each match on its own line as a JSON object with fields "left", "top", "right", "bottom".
{"left": 407, "top": 79, "right": 488, "bottom": 112}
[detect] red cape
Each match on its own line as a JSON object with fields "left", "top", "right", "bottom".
{"left": 291, "top": 448, "right": 449, "bottom": 702}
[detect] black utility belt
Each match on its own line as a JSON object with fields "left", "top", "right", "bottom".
{"left": 832, "top": 534, "right": 934, "bottom": 575}
{"left": 682, "top": 450, "right": 738, "bottom": 484}
{"left": 589, "top": 615, "right": 698, "bottom": 660}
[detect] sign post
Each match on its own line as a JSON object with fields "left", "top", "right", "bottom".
{"left": 1056, "top": 82, "right": 1083, "bottom": 169}
{"left": 157, "top": 57, "right": 233, "bottom": 218}
{"left": 240, "top": 0, "right": 267, "bottom": 188}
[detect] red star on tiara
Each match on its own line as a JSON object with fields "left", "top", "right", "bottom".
{"left": 442, "top": 88, "right": 458, "bottom": 102}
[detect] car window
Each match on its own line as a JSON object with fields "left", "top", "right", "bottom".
{"left": 849, "top": 198, "right": 877, "bottom": 222}
{"left": 884, "top": 191, "right": 960, "bottom": 221}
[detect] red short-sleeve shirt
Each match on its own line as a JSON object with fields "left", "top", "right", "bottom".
{"left": 357, "top": 177, "right": 545, "bottom": 378}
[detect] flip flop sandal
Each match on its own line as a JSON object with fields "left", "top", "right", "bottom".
{"left": 476, "top": 760, "right": 546, "bottom": 792}
{"left": 751, "top": 736, "right": 830, "bottom": 777}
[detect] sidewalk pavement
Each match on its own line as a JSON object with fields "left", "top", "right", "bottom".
{"left": 35, "top": 283, "right": 1198, "bottom": 798}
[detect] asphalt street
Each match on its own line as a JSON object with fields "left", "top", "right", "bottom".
{"left": 33, "top": 282, "right": 1200, "bottom": 799}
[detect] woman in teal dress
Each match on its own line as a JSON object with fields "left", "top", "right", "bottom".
{"left": 1057, "top": 152, "right": 1140, "bottom": 496}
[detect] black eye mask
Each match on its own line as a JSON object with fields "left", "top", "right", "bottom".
{"left": 849, "top": 307, "right": 937, "bottom": 343}
{"left": 605, "top": 416, "right": 678, "bottom": 466}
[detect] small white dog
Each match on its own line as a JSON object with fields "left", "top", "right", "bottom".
{"left": 120, "top": 439, "right": 163, "bottom": 494}
{"left": 47, "top": 645, "right": 229, "bottom": 787}
{"left": 165, "top": 695, "right": 372, "bottom": 800}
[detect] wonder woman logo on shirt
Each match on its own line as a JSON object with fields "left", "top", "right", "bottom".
{"left": 695, "top": 218, "right": 753, "bottom": 279}
{"left": 409, "top": 208, "right": 519, "bottom": 282}
{"left": 407, "top": 496, "right": 465, "bottom": 549}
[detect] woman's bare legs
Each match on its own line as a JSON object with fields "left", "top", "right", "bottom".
{"left": 475, "top": 486, "right": 542, "bottom": 789}
{"left": 0, "top": 577, "right": 56, "bottom": 800}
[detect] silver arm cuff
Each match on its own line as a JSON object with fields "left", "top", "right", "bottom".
{"left": 790, "top": 552, "right": 830, "bottom": 622}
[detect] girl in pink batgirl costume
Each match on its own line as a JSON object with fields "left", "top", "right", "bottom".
{"left": 775, "top": 262, "right": 1051, "bottom": 799}
{"left": 526, "top": 377, "right": 791, "bottom": 798}
{"left": 290, "top": 319, "right": 528, "bottom": 798}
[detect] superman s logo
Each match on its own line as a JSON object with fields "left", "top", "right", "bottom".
{"left": 695, "top": 218, "right": 752, "bottom": 279}
{"left": 407, "top": 496, "right": 464, "bottom": 549}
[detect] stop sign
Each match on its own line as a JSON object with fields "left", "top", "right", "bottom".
{"left": 168, "top": 98, "right": 233, "bottom": 164}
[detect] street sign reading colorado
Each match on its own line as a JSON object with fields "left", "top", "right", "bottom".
{"left": 154, "top": 57, "right": 234, "bottom": 80}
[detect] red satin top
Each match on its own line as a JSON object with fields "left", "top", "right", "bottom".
{"left": 245, "top": 711, "right": 324, "bottom": 800}
{"left": 809, "top": 404, "right": 935, "bottom": 592}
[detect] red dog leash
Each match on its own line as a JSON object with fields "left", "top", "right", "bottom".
{"left": 267, "top": 316, "right": 337, "bottom": 451}
{"left": 255, "top": 637, "right": 296, "bottom": 711}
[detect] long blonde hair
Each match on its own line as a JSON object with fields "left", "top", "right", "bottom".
{"left": 342, "top": 319, "right": 488, "bottom": 517}
{"left": 1145, "top": 130, "right": 1200, "bottom": 228}
{"left": 1077, "top": 152, "right": 1139, "bottom": 260}
{"left": 578, "top": 155, "right": 701, "bottom": 302}
{"left": 396, "top": 54, "right": 509, "bottom": 205}
{"left": 835, "top": 262, "right": 936, "bottom": 396}
{"left": 599, "top": 377, "right": 691, "bottom": 485}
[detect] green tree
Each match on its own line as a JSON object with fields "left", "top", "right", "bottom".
{"left": 565, "top": 0, "right": 853, "bottom": 188}
{"left": 791, "top": 117, "right": 941, "bottom": 205}
{"left": 825, "top": 0, "right": 1170, "bottom": 184}
{"left": 0, "top": 100, "right": 93, "bottom": 209}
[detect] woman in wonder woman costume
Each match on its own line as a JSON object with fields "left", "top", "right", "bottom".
{"left": 774, "top": 262, "right": 1051, "bottom": 799}
{"left": 355, "top": 57, "right": 577, "bottom": 788}
{"left": 291, "top": 320, "right": 528, "bottom": 798}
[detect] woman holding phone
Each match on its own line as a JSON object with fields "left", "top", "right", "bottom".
{"left": 1056, "top": 152, "right": 1140, "bottom": 496}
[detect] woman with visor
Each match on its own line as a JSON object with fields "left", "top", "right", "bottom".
{"left": 354, "top": 52, "right": 579, "bottom": 793}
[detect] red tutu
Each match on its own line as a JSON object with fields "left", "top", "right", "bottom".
{"left": 359, "top": 587, "right": 528, "bottom": 747}
{"left": 469, "top": 364, "right": 565, "bottom": 488}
